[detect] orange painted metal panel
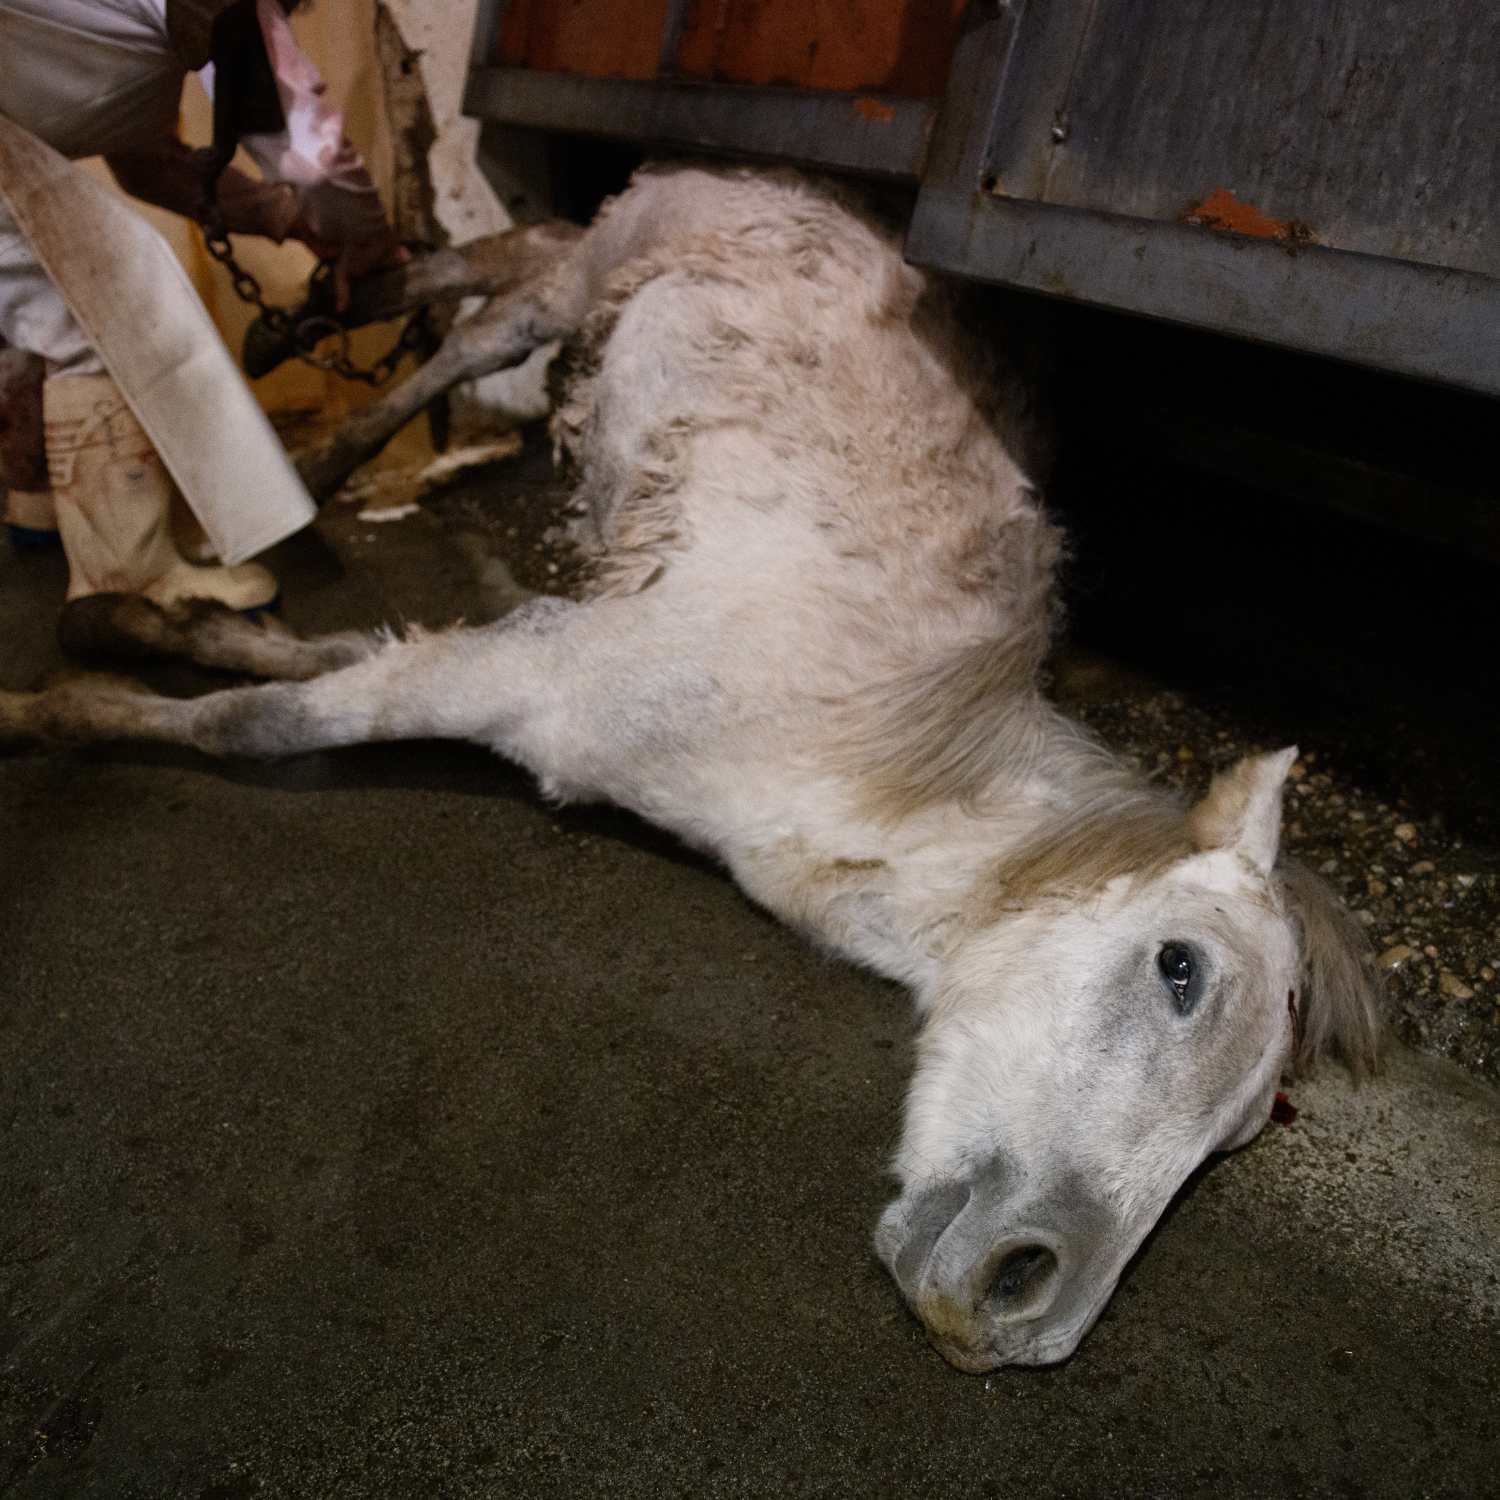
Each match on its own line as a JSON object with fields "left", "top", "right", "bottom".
{"left": 673, "top": 0, "right": 966, "bottom": 97}
{"left": 496, "top": 0, "right": 673, "bottom": 81}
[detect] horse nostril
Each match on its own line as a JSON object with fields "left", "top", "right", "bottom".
{"left": 988, "top": 1244, "right": 1059, "bottom": 1314}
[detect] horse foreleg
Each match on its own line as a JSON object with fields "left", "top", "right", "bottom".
{"left": 1, "top": 596, "right": 585, "bottom": 754}
{"left": 55, "top": 595, "right": 384, "bottom": 680}
{"left": 1, "top": 619, "right": 479, "bottom": 756}
{"left": 3, "top": 594, "right": 716, "bottom": 825}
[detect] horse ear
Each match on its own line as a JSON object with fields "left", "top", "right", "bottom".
{"left": 1186, "top": 747, "right": 1298, "bottom": 876}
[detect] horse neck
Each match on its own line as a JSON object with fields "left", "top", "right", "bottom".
{"left": 755, "top": 700, "right": 1158, "bottom": 988}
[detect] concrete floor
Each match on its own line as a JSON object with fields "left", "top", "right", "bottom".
{"left": 2, "top": 471, "right": 1498, "bottom": 1498}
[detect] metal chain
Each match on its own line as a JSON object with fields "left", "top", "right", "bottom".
{"left": 200, "top": 215, "right": 428, "bottom": 387}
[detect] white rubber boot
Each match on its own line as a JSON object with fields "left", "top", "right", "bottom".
{"left": 44, "top": 373, "right": 278, "bottom": 609}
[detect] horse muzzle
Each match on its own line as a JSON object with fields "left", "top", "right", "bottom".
{"left": 874, "top": 1160, "right": 1123, "bottom": 1372}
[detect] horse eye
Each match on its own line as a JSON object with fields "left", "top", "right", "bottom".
{"left": 1157, "top": 943, "right": 1200, "bottom": 1014}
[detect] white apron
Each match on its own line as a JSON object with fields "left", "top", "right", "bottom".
{"left": 0, "top": 114, "right": 315, "bottom": 563}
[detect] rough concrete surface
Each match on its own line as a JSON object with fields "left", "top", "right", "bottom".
{"left": 2, "top": 445, "right": 1498, "bottom": 1499}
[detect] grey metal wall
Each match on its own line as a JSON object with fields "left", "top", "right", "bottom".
{"left": 985, "top": 0, "right": 1500, "bottom": 279}
{"left": 907, "top": 0, "right": 1500, "bottom": 397}
{"left": 464, "top": 0, "right": 1500, "bottom": 397}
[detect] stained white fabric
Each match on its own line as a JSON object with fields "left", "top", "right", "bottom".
{"left": 0, "top": 0, "right": 180, "bottom": 161}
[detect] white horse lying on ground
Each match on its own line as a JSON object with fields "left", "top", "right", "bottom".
{"left": 0, "top": 164, "right": 1380, "bottom": 1372}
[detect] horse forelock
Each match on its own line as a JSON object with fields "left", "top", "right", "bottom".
{"left": 957, "top": 806, "right": 1381, "bottom": 1081}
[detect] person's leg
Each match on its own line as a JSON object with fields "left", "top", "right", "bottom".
{"left": 42, "top": 371, "right": 278, "bottom": 609}
{"left": 0, "top": 202, "right": 277, "bottom": 609}
{"left": 0, "top": 339, "right": 54, "bottom": 544}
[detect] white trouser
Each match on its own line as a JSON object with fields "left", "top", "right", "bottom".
{"left": 0, "top": 0, "right": 182, "bottom": 373}
{"left": 0, "top": 195, "right": 103, "bottom": 375}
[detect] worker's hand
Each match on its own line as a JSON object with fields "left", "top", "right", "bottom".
{"left": 287, "top": 219, "right": 411, "bottom": 313}
{"left": 214, "top": 174, "right": 302, "bottom": 243}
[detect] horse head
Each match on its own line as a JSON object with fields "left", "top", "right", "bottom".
{"left": 877, "top": 749, "right": 1379, "bottom": 1371}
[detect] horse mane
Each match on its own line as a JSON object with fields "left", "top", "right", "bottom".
{"left": 832, "top": 507, "right": 1069, "bottom": 824}
{"left": 1276, "top": 860, "right": 1384, "bottom": 1078}
{"left": 836, "top": 635, "right": 1056, "bottom": 823}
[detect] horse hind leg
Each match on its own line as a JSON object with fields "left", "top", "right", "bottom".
{"left": 339, "top": 221, "right": 586, "bottom": 328}
{"left": 56, "top": 594, "right": 383, "bottom": 681}
{"left": 291, "top": 176, "right": 700, "bottom": 502}
{"left": 295, "top": 239, "right": 601, "bottom": 502}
